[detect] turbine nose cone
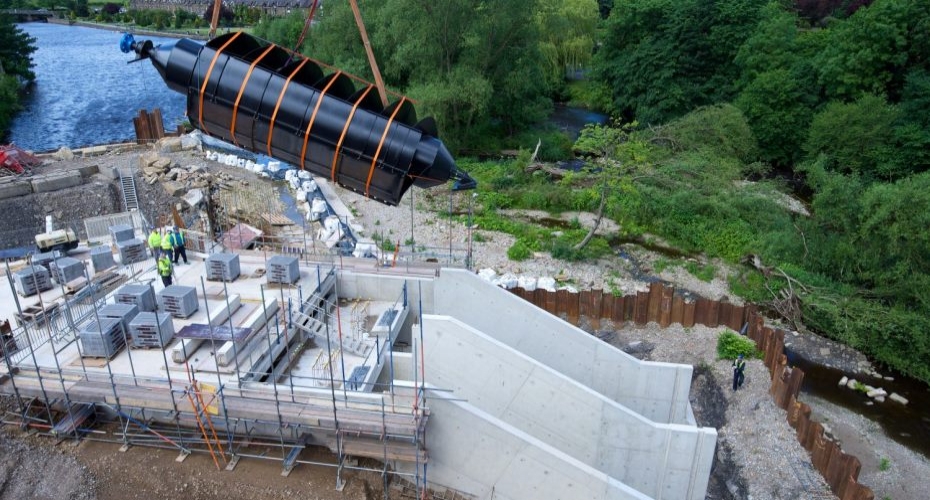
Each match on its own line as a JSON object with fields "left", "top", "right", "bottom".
{"left": 412, "top": 136, "right": 456, "bottom": 189}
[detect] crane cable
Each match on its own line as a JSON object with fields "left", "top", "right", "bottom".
{"left": 292, "top": 0, "right": 320, "bottom": 56}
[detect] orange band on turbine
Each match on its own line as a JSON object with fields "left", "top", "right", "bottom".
{"left": 198, "top": 32, "right": 243, "bottom": 135}
{"left": 267, "top": 59, "right": 309, "bottom": 157}
{"left": 331, "top": 85, "right": 374, "bottom": 182}
{"left": 299, "top": 71, "right": 342, "bottom": 171}
{"left": 230, "top": 44, "right": 276, "bottom": 146}
{"left": 365, "top": 97, "right": 406, "bottom": 197}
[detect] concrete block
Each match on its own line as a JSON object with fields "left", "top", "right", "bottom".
{"left": 78, "top": 145, "right": 108, "bottom": 157}
{"left": 31, "top": 171, "right": 83, "bottom": 193}
{"left": 77, "top": 164, "right": 99, "bottom": 177}
{"left": 162, "top": 180, "right": 186, "bottom": 197}
{"left": 98, "top": 165, "right": 121, "bottom": 180}
{"left": 0, "top": 180, "right": 33, "bottom": 200}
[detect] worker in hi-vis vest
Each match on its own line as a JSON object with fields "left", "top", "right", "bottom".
{"left": 148, "top": 229, "right": 162, "bottom": 260}
{"left": 161, "top": 229, "right": 174, "bottom": 263}
{"left": 171, "top": 228, "right": 188, "bottom": 265}
{"left": 157, "top": 254, "right": 173, "bottom": 288}
{"left": 732, "top": 354, "right": 746, "bottom": 391}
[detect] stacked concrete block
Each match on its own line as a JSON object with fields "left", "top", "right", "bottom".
{"left": 128, "top": 312, "right": 175, "bottom": 348}
{"left": 109, "top": 224, "right": 135, "bottom": 244}
{"left": 206, "top": 253, "right": 240, "bottom": 282}
{"left": 158, "top": 285, "right": 199, "bottom": 318}
{"left": 117, "top": 238, "right": 147, "bottom": 265}
{"left": 31, "top": 250, "right": 61, "bottom": 271}
{"left": 115, "top": 284, "right": 156, "bottom": 312}
{"left": 13, "top": 266, "right": 53, "bottom": 297}
{"left": 50, "top": 257, "right": 85, "bottom": 284}
{"left": 267, "top": 255, "right": 299, "bottom": 284}
{"left": 97, "top": 303, "right": 140, "bottom": 342}
{"left": 79, "top": 318, "right": 126, "bottom": 358}
{"left": 90, "top": 246, "right": 116, "bottom": 274}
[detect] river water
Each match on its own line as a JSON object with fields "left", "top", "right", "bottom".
{"left": 9, "top": 23, "right": 186, "bottom": 151}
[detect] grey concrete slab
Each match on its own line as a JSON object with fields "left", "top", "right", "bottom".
{"left": 0, "top": 180, "right": 33, "bottom": 200}
{"left": 30, "top": 171, "right": 83, "bottom": 193}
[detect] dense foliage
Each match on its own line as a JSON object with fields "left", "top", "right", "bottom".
{"left": 582, "top": 0, "right": 930, "bottom": 383}
{"left": 440, "top": 0, "right": 930, "bottom": 383}
{"left": 0, "top": 14, "right": 36, "bottom": 137}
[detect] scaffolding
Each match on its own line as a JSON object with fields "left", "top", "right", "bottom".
{"left": 0, "top": 257, "right": 434, "bottom": 499}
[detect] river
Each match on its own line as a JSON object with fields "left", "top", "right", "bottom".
{"left": 9, "top": 23, "right": 186, "bottom": 151}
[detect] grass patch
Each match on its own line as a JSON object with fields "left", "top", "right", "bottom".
{"left": 879, "top": 458, "right": 891, "bottom": 472}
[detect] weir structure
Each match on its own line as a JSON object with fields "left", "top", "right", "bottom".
{"left": 0, "top": 248, "right": 716, "bottom": 499}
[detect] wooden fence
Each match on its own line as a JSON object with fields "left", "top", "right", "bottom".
{"left": 511, "top": 281, "right": 874, "bottom": 500}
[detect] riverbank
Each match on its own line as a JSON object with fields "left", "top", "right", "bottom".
{"left": 47, "top": 17, "right": 210, "bottom": 40}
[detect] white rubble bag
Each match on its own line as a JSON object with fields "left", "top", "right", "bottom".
{"left": 352, "top": 241, "right": 377, "bottom": 258}
{"left": 477, "top": 268, "right": 497, "bottom": 282}
{"left": 316, "top": 215, "right": 344, "bottom": 248}
{"left": 309, "top": 197, "right": 328, "bottom": 222}
{"left": 494, "top": 273, "right": 519, "bottom": 289}
{"left": 517, "top": 275, "right": 537, "bottom": 291}
{"left": 537, "top": 277, "right": 557, "bottom": 292}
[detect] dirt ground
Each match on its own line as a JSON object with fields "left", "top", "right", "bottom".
{"left": 0, "top": 419, "right": 405, "bottom": 500}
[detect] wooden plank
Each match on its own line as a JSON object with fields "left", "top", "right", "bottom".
{"left": 261, "top": 213, "right": 294, "bottom": 226}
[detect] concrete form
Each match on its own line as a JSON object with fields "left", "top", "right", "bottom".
{"left": 0, "top": 255, "right": 715, "bottom": 499}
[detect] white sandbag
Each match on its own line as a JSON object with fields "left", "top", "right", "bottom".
{"left": 477, "top": 268, "right": 497, "bottom": 282}
{"left": 517, "top": 276, "right": 537, "bottom": 291}
{"left": 352, "top": 242, "right": 377, "bottom": 258}
{"left": 301, "top": 180, "right": 317, "bottom": 192}
{"left": 494, "top": 273, "right": 519, "bottom": 289}
{"left": 537, "top": 277, "right": 557, "bottom": 292}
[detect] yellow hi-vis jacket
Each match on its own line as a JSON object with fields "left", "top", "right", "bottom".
{"left": 161, "top": 234, "right": 173, "bottom": 251}
{"left": 157, "top": 257, "right": 172, "bottom": 277}
{"left": 148, "top": 231, "right": 161, "bottom": 249}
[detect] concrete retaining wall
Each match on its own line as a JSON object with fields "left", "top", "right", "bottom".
{"left": 432, "top": 269, "right": 692, "bottom": 425}
{"left": 0, "top": 180, "right": 32, "bottom": 200}
{"left": 417, "top": 315, "right": 715, "bottom": 500}
{"left": 406, "top": 387, "right": 652, "bottom": 500}
{"left": 30, "top": 171, "right": 83, "bottom": 193}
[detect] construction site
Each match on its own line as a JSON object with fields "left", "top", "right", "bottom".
{"left": 0, "top": 131, "right": 718, "bottom": 499}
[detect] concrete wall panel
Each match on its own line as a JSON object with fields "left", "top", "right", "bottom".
{"left": 418, "top": 315, "right": 716, "bottom": 499}
{"left": 432, "top": 269, "right": 691, "bottom": 425}
{"left": 414, "top": 390, "right": 652, "bottom": 500}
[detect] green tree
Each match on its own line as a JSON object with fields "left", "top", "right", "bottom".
{"left": 814, "top": 0, "right": 930, "bottom": 101}
{"left": 804, "top": 94, "right": 904, "bottom": 180}
{"left": 308, "top": 0, "right": 550, "bottom": 150}
{"left": 535, "top": 0, "right": 598, "bottom": 94}
{"left": 253, "top": 11, "right": 307, "bottom": 49}
{"left": 571, "top": 123, "right": 652, "bottom": 251}
{"left": 594, "top": 0, "right": 768, "bottom": 123}
{"left": 0, "top": 14, "right": 36, "bottom": 138}
{"left": 0, "top": 14, "right": 38, "bottom": 82}
{"left": 736, "top": 69, "right": 813, "bottom": 165}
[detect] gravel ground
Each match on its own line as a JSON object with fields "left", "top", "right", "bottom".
{"left": 602, "top": 321, "right": 837, "bottom": 500}
{"left": 336, "top": 186, "right": 736, "bottom": 300}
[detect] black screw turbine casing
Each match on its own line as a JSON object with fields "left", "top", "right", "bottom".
{"left": 126, "top": 32, "right": 473, "bottom": 206}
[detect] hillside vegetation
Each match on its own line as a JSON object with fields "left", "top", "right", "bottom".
{"left": 279, "top": 0, "right": 930, "bottom": 383}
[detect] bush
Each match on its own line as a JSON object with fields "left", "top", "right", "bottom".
{"left": 507, "top": 240, "right": 532, "bottom": 261}
{"left": 716, "top": 330, "right": 761, "bottom": 360}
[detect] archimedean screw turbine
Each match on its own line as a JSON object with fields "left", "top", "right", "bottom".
{"left": 121, "top": 32, "right": 476, "bottom": 206}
